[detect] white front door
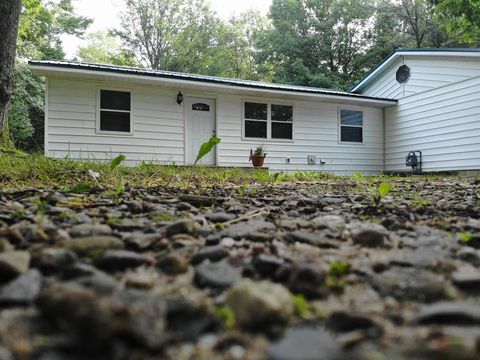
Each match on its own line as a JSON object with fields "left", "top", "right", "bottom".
{"left": 185, "top": 97, "right": 216, "bottom": 165}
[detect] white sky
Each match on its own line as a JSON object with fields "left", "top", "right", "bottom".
{"left": 62, "top": 0, "right": 272, "bottom": 59}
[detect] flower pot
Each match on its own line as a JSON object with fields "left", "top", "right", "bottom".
{"left": 250, "top": 154, "right": 265, "bottom": 167}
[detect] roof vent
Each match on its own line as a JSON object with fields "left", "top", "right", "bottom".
{"left": 396, "top": 65, "right": 410, "bottom": 84}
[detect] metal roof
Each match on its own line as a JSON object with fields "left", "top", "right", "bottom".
{"left": 29, "top": 60, "right": 396, "bottom": 103}
{"left": 351, "top": 48, "right": 480, "bottom": 93}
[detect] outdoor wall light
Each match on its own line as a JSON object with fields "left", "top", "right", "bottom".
{"left": 176, "top": 91, "right": 183, "bottom": 105}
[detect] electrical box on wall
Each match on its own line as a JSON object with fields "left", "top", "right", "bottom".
{"left": 307, "top": 155, "right": 316, "bottom": 165}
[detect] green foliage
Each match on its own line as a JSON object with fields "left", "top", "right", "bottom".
{"left": 293, "top": 294, "right": 311, "bottom": 318}
{"left": 378, "top": 182, "right": 393, "bottom": 198}
{"left": 109, "top": 154, "right": 126, "bottom": 170}
{"left": 9, "top": 62, "right": 44, "bottom": 150}
{"left": 68, "top": 182, "right": 92, "bottom": 193}
{"left": 328, "top": 260, "right": 351, "bottom": 277}
{"left": 215, "top": 306, "right": 235, "bottom": 329}
{"left": 17, "top": 0, "right": 92, "bottom": 60}
{"left": 76, "top": 31, "right": 138, "bottom": 66}
{"left": 432, "top": 0, "right": 480, "bottom": 44}
{"left": 194, "top": 137, "right": 221, "bottom": 166}
{"left": 459, "top": 232, "right": 473, "bottom": 243}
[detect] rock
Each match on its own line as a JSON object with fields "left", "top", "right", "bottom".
{"left": 62, "top": 236, "right": 124, "bottom": 257}
{"left": 69, "top": 224, "right": 112, "bottom": 238}
{"left": 0, "top": 251, "right": 30, "bottom": 282}
{"left": 457, "top": 247, "right": 480, "bottom": 266}
{"left": 73, "top": 270, "right": 119, "bottom": 295}
{"left": 0, "top": 346, "right": 12, "bottom": 360}
{"left": 166, "top": 297, "right": 218, "bottom": 341}
{"left": 125, "top": 200, "right": 144, "bottom": 214}
{"left": 109, "top": 218, "right": 144, "bottom": 231}
{"left": 451, "top": 267, "right": 480, "bottom": 292}
{"left": 113, "top": 289, "right": 167, "bottom": 349}
{"left": 286, "top": 231, "right": 338, "bottom": 249}
{"left": 268, "top": 326, "right": 342, "bottom": 360}
{"left": 465, "top": 218, "right": 480, "bottom": 231}
{"left": 157, "top": 254, "right": 189, "bottom": 275}
{"left": 412, "top": 302, "right": 480, "bottom": 325}
{"left": 226, "top": 220, "right": 276, "bottom": 240}
{"left": 205, "top": 212, "right": 234, "bottom": 223}
{"left": 95, "top": 250, "right": 154, "bottom": 272}
{"left": 390, "top": 247, "right": 447, "bottom": 269}
{"left": 311, "top": 215, "right": 346, "bottom": 232}
{"left": 287, "top": 265, "right": 327, "bottom": 299}
{"left": 351, "top": 223, "right": 388, "bottom": 248}
{"left": 125, "top": 233, "right": 162, "bottom": 250}
{"left": 179, "top": 194, "right": 216, "bottom": 207}
{"left": 31, "top": 248, "right": 77, "bottom": 273}
{"left": 253, "top": 254, "right": 284, "bottom": 277}
{"left": 194, "top": 260, "right": 240, "bottom": 289}
{"left": 225, "top": 280, "right": 295, "bottom": 328}
{"left": 326, "top": 311, "right": 379, "bottom": 333}
{"left": 165, "top": 220, "right": 200, "bottom": 238}
{"left": 191, "top": 245, "right": 229, "bottom": 265}
{"left": 0, "top": 269, "right": 42, "bottom": 306}
{"left": 372, "top": 267, "right": 447, "bottom": 302}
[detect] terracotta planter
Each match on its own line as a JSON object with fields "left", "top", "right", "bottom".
{"left": 250, "top": 154, "right": 265, "bottom": 167}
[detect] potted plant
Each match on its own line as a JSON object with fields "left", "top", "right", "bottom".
{"left": 249, "top": 146, "right": 266, "bottom": 167}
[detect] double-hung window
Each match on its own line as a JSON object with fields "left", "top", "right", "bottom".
{"left": 244, "top": 101, "right": 293, "bottom": 140}
{"left": 339, "top": 109, "right": 363, "bottom": 143}
{"left": 98, "top": 89, "right": 132, "bottom": 134}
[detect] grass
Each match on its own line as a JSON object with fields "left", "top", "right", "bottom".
{"left": 0, "top": 153, "right": 336, "bottom": 191}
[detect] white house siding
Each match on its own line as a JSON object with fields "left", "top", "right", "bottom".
{"left": 385, "top": 76, "right": 480, "bottom": 172}
{"left": 46, "top": 78, "right": 185, "bottom": 166}
{"left": 46, "top": 77, "right": 385, "bottom": 175}
{"left": 362, "top": 55, "right": 480, "bottom": 99}
{"left": 216, "top": 95, "right": 384, "bottom": 175}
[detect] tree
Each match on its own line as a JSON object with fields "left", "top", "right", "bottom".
{"left": 255, "top": 0, "right": 376, "bottom": 89}
{"left": 116, "top": 0, "right": 226, "bottom": 73}
{"left": 432, "top": 0, "right": 480, "bottom": 44}
{"left": 17, "top": 0, "right": 92, "bottom": 60}
{"left": 76, "top": 31, "right": 138, "bottom": 66}
{"left": 0, "top": 0, "right": 22, "bottom": 149}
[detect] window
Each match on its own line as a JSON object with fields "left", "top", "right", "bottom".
{"left": 244, "top": 102, "right": 293, "bottom": 140}
{"left": 340, "top": 109, "right": 363, "bottom": 143}
{"left": 98, "top": 89, "right": 131, "bottom": 133}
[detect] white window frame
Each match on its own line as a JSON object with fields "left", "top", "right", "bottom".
{"left": 338, "top": 107, "right": 364, "bottom": 144}
{"left": 242, "top": 100, "right": 294, "bottom": 142}
{"left": 96, "top": 87, "right": 134, "bottom": 136}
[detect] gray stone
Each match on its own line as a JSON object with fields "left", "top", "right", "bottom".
{"left": 158, "top": 253, "right": 189, "bottom": 275}
{"left": 451, "top": 267, "right": 480, "bottom": 292}
{"left": 179, "top": 194, "right": 216, "bottom": 207}
{"left": 0, "top": 251, "right": 30, "bottom": 282}
{"left": 31, "top": 248, "right": 77, "bottom": 273}
{"left": 268, "top": 326, "right": 342, "bottom": 360}
{"left": 69, "top": 224, "right": 112, "bottom": 238}
{"left": 326, "top": 311, "right": 379, "bottom": 333}
{"left": 191, "top": 245, "right": 229, "bottom": 265}
{"left": 165, "top": 220, "right": 200, "bottom": 238}
{"left": 125, "top": 233, "right": 162, "bottom": 250}
{"left": 194, "top": 260, "right": 240, "bottom": 289}
{"left": 62, "top": 236, "right": 124, "bottom": 256}
{"left": 311, "top": 215, "right": 346, "bottom": 232}
{"left": 205, "top": 212, "right": 234, "bottom": 223}
{"left": 226, "top": 280, "right": 295, "bottom": 328}
{"left": 412, "top": 302, "right": 480, "bottom": 325}
{"left": 286, "top": 231, "right": 338, "bottom": 249}
{"left": 95, "top": 250, "right": 154, "bottom": 272}
{"left": 351, "top": 223, "right": 388, "bottom": 248}
{"left": 372, "top": 267, "right": 447, "bottom": 302}
{"left": 226, "top": 220, "right": 276, "bottom": 239}
{"left": 457, "top": 247, "right": 480, "bottom": 266}
{"left": 253, "top": 254, "right": 284, "bottom": 277}
{"left": 0, "top": 269, "right": 42, "bottom": 306}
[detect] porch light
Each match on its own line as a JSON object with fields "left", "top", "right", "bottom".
{"left": 176, "top": 91, "right": 183, "bottom": 105}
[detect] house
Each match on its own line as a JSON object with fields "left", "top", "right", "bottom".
{"left": 29, "top": 48, "right": 480, "bottom": 174}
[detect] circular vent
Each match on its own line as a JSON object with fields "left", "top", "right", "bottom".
{"left": 396, "top": 65, "right": 410, "bottom": 84}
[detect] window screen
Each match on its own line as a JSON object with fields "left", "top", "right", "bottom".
{"left": 99, "top": 90, "right": 131, "bottom": 133}
{"left": 340, "top": 110, "right": 363, "bottom": 143}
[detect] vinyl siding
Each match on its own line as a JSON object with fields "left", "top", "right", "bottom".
{"left": 46, "top": 78, "right": 384, "bottom": 175}
{"left": 385, "top": 76, "right": 480, "bottom": 171}
{"left": 362, "top": 55, "right": 480, "bottom": 99}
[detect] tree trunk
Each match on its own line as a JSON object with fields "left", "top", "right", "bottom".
{"left": 0, "top": 0, "right": 22, "bottom": 149}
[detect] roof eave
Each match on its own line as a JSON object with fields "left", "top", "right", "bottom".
{"left": 29, "top": 62, "right": 397, "bottom": 107}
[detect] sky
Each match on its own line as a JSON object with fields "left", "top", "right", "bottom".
{"left": 62, "top": 0, "right": 272, "bottom": 59}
